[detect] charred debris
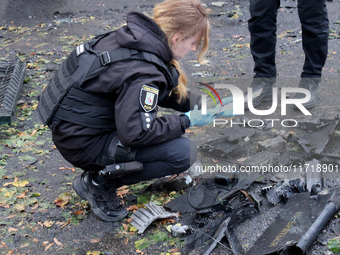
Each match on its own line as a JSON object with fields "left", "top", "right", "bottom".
{"left": 129, "top": 116, "right": 340, "bottom": 255}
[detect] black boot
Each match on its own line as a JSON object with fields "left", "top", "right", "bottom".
{"left": 246, "top": 78, "right": 276, "bottom": 108}
{"left": 72, "top": 172, "right": 128, "bottom": 222}
{"left": 294, "top": 78, "right": 319, "bottom": 109}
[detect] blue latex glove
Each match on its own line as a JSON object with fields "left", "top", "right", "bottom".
{"left": 186, "top": 97, "right": 236, "bottom": 127}
{"left": 184, "top": 111, "right": 192, "bottom": 127}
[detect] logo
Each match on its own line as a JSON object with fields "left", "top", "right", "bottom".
{"left": 145, "top": 92, "right": 155, "bottom": 106}
{"left": 200, "top": 84, "right": 311, "bottom": 116}
{"left": 198, "top": 83, "right": 222, "bottom": 114}
{"left": 197, "top": 83, "right": 312, "bottom": 128}
{"left": 140, "top": 85, "right": 158, "bottom": 112}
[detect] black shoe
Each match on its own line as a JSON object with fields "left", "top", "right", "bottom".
{"left": 245, "top": 78, "right": 276, "bottom": 108}
{"left": 294, "top": 78, "right": 319, "bottom": 109}
{"left": 72, "top": 172, "right": 128, "bottom": 222}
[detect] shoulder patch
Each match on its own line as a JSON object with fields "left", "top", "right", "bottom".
{"left": 140, "top": 85, "right": 159, "bottom": 112}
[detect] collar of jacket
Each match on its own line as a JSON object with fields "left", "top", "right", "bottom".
{"left": 116, "top": 11, "right": 173, "bottom": 63}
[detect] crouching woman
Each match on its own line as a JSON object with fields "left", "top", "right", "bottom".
{"left": 37, "top": 0, "right": 210, "bottom": 222}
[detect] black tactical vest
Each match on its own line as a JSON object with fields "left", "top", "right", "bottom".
{"left": 36, "top": 32, "right": 179, "bottom": 129}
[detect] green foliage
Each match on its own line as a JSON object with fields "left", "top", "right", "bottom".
{"left": 328, "top": 238, "right": 340, "bottom": 253}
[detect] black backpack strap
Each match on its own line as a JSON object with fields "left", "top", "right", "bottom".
{"left": 85, "top": 46, "right": 179, "bottom": 88}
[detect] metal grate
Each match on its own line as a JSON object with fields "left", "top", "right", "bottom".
{"left": 0, "top": 58, "right": 26, "bottom": 124}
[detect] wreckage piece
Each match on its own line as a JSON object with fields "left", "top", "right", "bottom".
{"left": 200, "top": 217, "right": 231, "bottom": 255}
{"left": 265, "top": 181, "right": 294, "bottom": 206}
{"left": 129, "top": 202, "right": 178, "bottom": 234}
{"left": 298, "top": 118, "right": 333, "bottom": 131}
{"left": 245, "top": 189, "right": 340, "bottom": 255}
{"left": 200, "top": 203, "right": 257, "bottom": 255}
{"left": 164, "top": 178, "right": 237, "bottom": 213}
{"left": 225, "top": 225, "right": 245, "bottom": 255}
{"left": 295, "top": 189, "right": 340, "bottom": 253}
{"left": 264, "top": 179, "right": 305, "bottom": 206}
{"left": 235, "top": 151, "right": 280, "bottom": 190}
{"left": 305, "top": 159, "right": 323, "bottom": 193}
{"left": 0, "top": 58, "right": 26, "bottom": 124}
{"left": 258, "top": 136, "right": 286, "bottom": 153}
{"left": 199, "top": 137, "right": 239, "bottom": 160}
{"left": 185, "top": 213, "right": 230, "bottom": 252}
{"left": 170, "top": 225, "right": 190, "bottom": 237}
{"left": 297, "top": 120, "right": 338, "bottom": 154}
{"left": 219, "top": 126, "right": 256, "bottom": 141}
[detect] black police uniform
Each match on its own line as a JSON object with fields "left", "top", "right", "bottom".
{"left": 248, "top": 0, "right": 329, "bottom": 78}
{"left": 49, "top": 12, "right": 198, "bottom": 187}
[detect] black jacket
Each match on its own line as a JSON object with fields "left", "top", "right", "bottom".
{"left": 52, "top": 12, "right": 192, "bottom": 170}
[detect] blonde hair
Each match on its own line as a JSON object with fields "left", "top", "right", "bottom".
{"left": 153, "top": 0, "right": 210, "bottom": 103}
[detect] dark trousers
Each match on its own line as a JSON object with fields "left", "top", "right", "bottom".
{"left": 248, "top": 0, "right": 329, "bottom": 78}
{"left": 110, "top": 137, "right": 198, "bottom": 187}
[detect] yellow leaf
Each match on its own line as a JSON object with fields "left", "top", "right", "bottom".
{"left": 129, "top": 226, "right": 138, "bottom": 232}
{"left": 44, "top": 242, "right": 54, "bottom": 251}
{"left": 8, "top": 227, "right": 18, "bottom": 233}
{"left": 12, "top": 204, "right": 26, "bottom": 212}
{"left": 54, "top": 238, "right": 63, "bottom": 247}
{"left": 4, "top": 179, "right": 29, "bottom": 187}
{"left": 43, "top": 221, "right": 54, "bottom": 228}
{"left": 4, "top": 191, "right": 16, "bottom": 197}
{"left": 34, "top": 43, "right": 48, "bottom": 48}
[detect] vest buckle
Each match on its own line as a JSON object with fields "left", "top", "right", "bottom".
{"left": 99, "top": 51, "right": 111, "bottom": 66}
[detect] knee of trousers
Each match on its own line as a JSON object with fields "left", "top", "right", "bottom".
{"left": 170, "top": 138, "right": 198, "bottom": 172}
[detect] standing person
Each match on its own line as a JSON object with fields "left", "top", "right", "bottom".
{"left": 37, "top": 0, "right": 210, "bottom": 222}
{"left": 247, "top": 0, "right": 329, "bottom": 109}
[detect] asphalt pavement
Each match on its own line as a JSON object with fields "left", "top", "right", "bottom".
{"left": 1, "top": 0, "right": 340, "bottom": 254}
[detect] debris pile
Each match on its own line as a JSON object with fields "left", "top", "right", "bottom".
{"left": 128, "top": 116, "right": 340, "bottom": 254}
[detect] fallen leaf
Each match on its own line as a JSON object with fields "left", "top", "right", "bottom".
{"left": 117, "top": 189, "right": 129, "bottom": 199}
{"left": 17, "top": 190, "right": 29, "bottom": 199}
{"left": 30, "top": 129, "right": 38, "bottom": 136}
{"left": 12, "top": 204, "right": 26, "bottom": 212}
{"left": 43, "top": 221, "right": 54, "bottom": 228}
{"left": 127, "top": 205, "right": 139, "bottom": 211}
{"left": 8, "top": 227, "right": 18, "bottom": 233}
{"left": 169, "top": 248, "right": 180, "bottom": 253}
{"left": 90, "top": 239, "right": 100, "bottom": 243}
{"left": 4, "top": 179, "right": 29, "bottom": 187}
{"left": 122, "top": 223, "right": 128, "bottom": 231}
{"left": 4, "top": 215, "right": 16, "bottom": 220}
{"left": 44, "top": 242, "right": 53, "bottom": 251}
{"left": 54, "top": 238, "right": 63, "bottom": 247}
{"left": 53, "top": 192, "right": 71, "bottom": 207}
{"left": 60, "top": 219, "right": 71, "bottom": 229}
{"left": 129, "top": 226, "right": 138, "bottom": 232}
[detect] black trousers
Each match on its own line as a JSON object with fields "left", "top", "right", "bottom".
{"left": 106, "top": 137, "right": 198, "bottom": 187}
{"left": 248, "top": 0, "right": 329, "bottom": 78}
